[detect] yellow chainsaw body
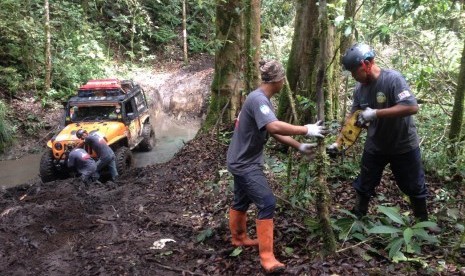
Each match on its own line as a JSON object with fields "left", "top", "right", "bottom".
{"left": 335, "top": 109, "right": 364, "bottom": 152}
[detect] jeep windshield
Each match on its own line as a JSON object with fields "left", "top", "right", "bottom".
{"left": 69, "top": 105, "right": 120, "bottom": 122}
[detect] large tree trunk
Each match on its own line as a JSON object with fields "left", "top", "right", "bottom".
{"left": 278, "top": 0, "right": 319, "bottom": 124}
{"left": 244, "top": 0, "right": 261, "bottom": 93}
{"left": 448, "top": 38, "right": 465, "bottom": 155}
{"left": 44, "top": 0, "right": 52, "bottom": 96}
{"left": 204, "top": 0, "right": 261, "bottom": 131}
{"left": 204, "top": 0, "right": 245, "bottom": 129}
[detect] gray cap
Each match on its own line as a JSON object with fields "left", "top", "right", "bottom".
{"left": 259, "top": 60, "right": 285, "bottom": 83}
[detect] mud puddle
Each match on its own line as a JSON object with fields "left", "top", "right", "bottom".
{"left": 0, "top": 153, "right": 42, "bottom": 188}
{"left": 133, "top": 115, "right": 200, "bottom": 166}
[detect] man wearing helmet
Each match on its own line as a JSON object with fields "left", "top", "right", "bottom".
{"left": 226, "top": 59, "right": 327, "bottom": 273}
{"left": 76, "top": 129, "right": 118, "bottom": 182}
{"left": 340, "top": 43, "right": 433, "bottom": 227}
{"left": 67, "top": 144, "right": 99, "bottom": 185}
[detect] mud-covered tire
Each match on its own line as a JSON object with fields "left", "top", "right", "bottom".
{"left": 138, "top": 123, "right": 155, "bottom": 152}
{"left": 40, "top": 149, "right": 58, "bottom": 183}
{"left": 115, "top": 146, "right": 133, "bottom": 175}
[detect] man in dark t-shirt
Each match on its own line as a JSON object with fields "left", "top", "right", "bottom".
{"left": 340, "top": 43, "right": 433, "bottom": 227}
{"left": 226, "top": 60, "right": 327, "bottom": 273}
{"left": 76, "top": 129, "right": 118, "bottom": 181}
{"left": 67, "top": 147, "right": 99, "bottom": 184}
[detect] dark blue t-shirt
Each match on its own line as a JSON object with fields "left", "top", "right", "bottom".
{"left": 227, "top": 89, "right": 278, "bottom": 174}
{"left": 351, "top": 69, "right": 419, "bottom": 154}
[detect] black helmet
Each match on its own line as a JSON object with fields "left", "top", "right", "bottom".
{"left": 76, "top": 129, "right": 87, "bottom": 139}
{"left": 342, "top": 43, "right": 375, "bottom": 71}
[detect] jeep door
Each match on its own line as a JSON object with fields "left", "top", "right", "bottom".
{"left": 124, "top": 98, "right": 141, "bottom": 149}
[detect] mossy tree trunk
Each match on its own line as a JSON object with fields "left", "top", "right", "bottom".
{"left": 314, "top": 0, "right": 337, "bottom": 255}
{"left": 448, "top": 37, "right": 465, "bottom": 156}
{"left": 321, "top": 0, "right": 337, "bottom": 121}
{"left": 204, "top": 0, "right": 245, "bottom": 130}
{"left": 204, "top": 0, "right": 260, "bottom": 131}
{"left": 278, "top": 0, "right": 319, "bottom": 124}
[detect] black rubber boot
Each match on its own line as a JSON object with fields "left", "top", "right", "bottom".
{"left": 352, "top": 192, "right": 370, "bottom": 219}
{"left": 410, "top": 197, "right": 441, "bottom": 234}
{"left": 410, "top": 197, "right": 428, "bottom": 221}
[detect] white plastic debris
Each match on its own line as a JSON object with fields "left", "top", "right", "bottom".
{"left": 150, "top": 238, "right": 176, "bottom": 250}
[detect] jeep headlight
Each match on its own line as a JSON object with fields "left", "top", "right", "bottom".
{"left": 54, "top": 142, "right": 63, "bottom": 151}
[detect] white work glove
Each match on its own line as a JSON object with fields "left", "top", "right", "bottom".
{"left": 298, "top": 143, "right": 317, "bottom": 154}
{"left": 304, "top": 120, "right": 327, "bottom": 138}
{"left": 361, "top": 107, "right": 377, "bottom": 122}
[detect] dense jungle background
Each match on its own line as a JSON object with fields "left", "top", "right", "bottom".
{"left": 0, "top": 0, "right": 464, "bottom": 275}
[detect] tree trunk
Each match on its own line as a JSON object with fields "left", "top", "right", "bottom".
{"left": 182, "top": 0, "right": 188, "bottom": 64}
{"left": 314, "top": 0, "right": 337, "bottom": 255}
{"left": 44, "top": 0, "right": 52, "bottom": 96}
{"left": 279, "top": 0, "right": 319, "bottom": 124}
{"left": 244, "top": 0, "right": 261, "bottom": 93}
{"left": 204, "top": 0, "right": 245, "bottom": 130}
{"left": 336, "top": 0, "right": 359, "bottom": 119}
{"left": 448, "top": 38, "right": 465, "bottom": 155}
{"left": 339, "top": 0, "right": 358, "bottom": 59}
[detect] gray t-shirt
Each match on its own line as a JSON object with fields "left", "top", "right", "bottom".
{"left": 227, "top": 89, "right": 278, "bottom": 174}
{"left": 351, "top": 69, "right": 419, "bottom": 154}
{"left": 68, "top": 148, "right": 97, "bottom": 175}
{"left": 85, "top": 134, "right": 114, "bottom": 158}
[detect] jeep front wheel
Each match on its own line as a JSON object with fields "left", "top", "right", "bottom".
{"left": 115, "top": 146, "right": 133, "bottom": 175}
{"left": 138, "top": 123, "right": 155, "bottom": 152}
{"left": 40, "top": 149, "right": 58, "bottom": 183}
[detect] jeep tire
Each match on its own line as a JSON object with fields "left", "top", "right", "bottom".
{"left": 40, "top": 149, "right": 58, "bottom": 183}
{"left": 115, "top": 146, "right": 133, "bottom": 175}
{"left": 138, "top": 123, "right": 155, "bottom": 152}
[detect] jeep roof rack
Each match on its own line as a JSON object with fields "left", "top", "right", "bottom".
{"left": 78, "top": 79, "right": 135, "bottom": 97}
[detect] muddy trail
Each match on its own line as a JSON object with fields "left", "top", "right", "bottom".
{"left": 1, "top": 130, "right": 464, "bottom": 275}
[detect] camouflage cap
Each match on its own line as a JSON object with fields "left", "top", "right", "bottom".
{"left": 259, "top": 60, "right": 285, "bottom": 83}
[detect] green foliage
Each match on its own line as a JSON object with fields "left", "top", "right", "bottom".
{"left": 0, "top": 67, "right": 23, "bottom": 96}
{"left": 417, "top": 104, "right": 465, "bottom": 180}
{"left": 22, "top": 114, "right": 45, "bottom": 136}
{"left": 367, "top": 205, "right": 439, "bottom": 262}
{"left": 261, "top": 0, "right": 295, "bottom": 28}
{"left": 0, "top": 100, "right": 15, "bottom": 152}
{"left": 0, "top": 0, "right": 218, "bottom": 102}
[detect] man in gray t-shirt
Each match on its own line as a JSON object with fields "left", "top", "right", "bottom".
{"left": 67, "top": 147, "right": 99, "bottom": 184}
{"left": 340, "top": 43, "right": 434, "bottom": 229}
{"left": 226, "top": 60, "right": 327, "bottom": 273}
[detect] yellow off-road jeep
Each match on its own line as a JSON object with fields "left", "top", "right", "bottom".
{"left": 40, "top": 79, "right": 155, "bottom": 183}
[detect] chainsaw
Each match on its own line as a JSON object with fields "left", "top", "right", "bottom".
{"left": 326, "top": 109, "right": 369, "bottom": 158}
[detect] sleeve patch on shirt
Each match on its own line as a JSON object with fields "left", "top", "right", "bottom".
{"left": 398, "top": 90, "right": 411, "bottom": 100}
{"left": 259, "top": 104, "right": 271, "bottom": 115}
